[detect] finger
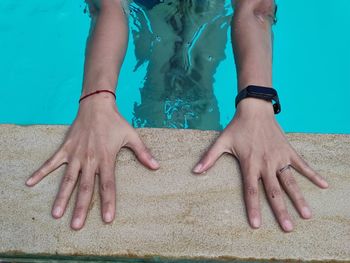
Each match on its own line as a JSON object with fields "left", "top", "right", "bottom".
{"left": 51, "top": 159, "right": 81, "bottom": 219}
{"left": 98, "top": 161, "right": 116, "bottom": 223}
{"left": 277, "top": 167, "right": 312, "bottom": 219}
{"left": 71, "top": 164, "right": 96, "bottom": 230}
{"left": 192, "top": 138, "right": 226, "bottom": 174}
{"left": 26, "top": 149, "right": 66, "bottom": 186}
{"left": 290, "top": 151, "right": 329, "bottom": 188}
{"left": 262, "top": 173, "right": 293, "bottom": 232}
{"left": 242, "top": 165, "right": 261, "bottom": 228}
{"left": 126, "top": 134, "right": 160, "bottom": 170}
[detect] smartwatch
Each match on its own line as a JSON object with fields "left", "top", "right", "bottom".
{"left": 235, "top": 85, "right": 281, "bottom": 114}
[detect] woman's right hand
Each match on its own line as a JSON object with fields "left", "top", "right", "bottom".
{"left": 25, "top": 92, "right": 160, "bottom": 230}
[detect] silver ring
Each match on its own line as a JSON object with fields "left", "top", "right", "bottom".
{"left": 278, "top": 164, "right": 292, "bottom": 174}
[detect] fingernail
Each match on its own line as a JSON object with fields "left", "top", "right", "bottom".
{"left": 104, "top": 212, "right": 112, "bottom": 222}
{"left": 283, "top": 220, "right": 293, "bottom": 232}
{"left": 150, "top": 158, "right": 160, "bottom": 168}
{"left": 193, "top": 163, "right": 203, "bottom": 173}
{"left": 26, "top": 178, "right": 33, "bottom": 185}
{"left": 321, "top": 179, "right": 329, "bottom": 188}
{"left": 251, "top": 218, "right": 260, "bottom": 228}
{"left": 53, "top": 207, "right": 62, "bottom": 217}
{"left": 72, "top": 218, "right": 81, "bottom": 229}
{"left": 302, "top": 207, "right": 312, "bottom": 218}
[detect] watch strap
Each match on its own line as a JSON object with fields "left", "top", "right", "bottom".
{"left": 235, "top": 85, "right": 281, "bottom": 114}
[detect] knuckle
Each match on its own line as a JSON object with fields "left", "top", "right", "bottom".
{"left": 261, "top": 152, "right": 274, "bottom": 168}
{"left": 102, "top": 201, "right": 113, "bottom": 209}
{"left": 63, "top": 173, "right": 76, "bottom": 185}
{"left": 99, "top": 150, "right": 114, "bottom": 165}
{"left": 140, "top": 145, "right": 151, "bottom": 157}
{"left": 246, "top": 152, "right": 255, "bottom": 162}
{"left": 74, "top": 206, "right": 85, "bottom": 217}
{"left": 296, "top": 196, "right": 307, "bottom": 205}
{"left": 283, "top": 176, "right": 297, "bottom": 188}
{"left": 246, "top": 185, "right": 258, "bottom": 196}
{"left": 100, "top": 180, "right": 114, "bottom": 193}
{"left": 269, "top": 187, "right": 282, "bottom": 199}
{"left": 54, "top": 196, "right": 66, "bottom": 207}
{"left": 240, "top": 153, "right": 261, "bottom": 170}
{"left": 44, "top": 157, "right": 55, "bottom": 167}
{"left": 276, "top": 209, "right": 289, "bottom": 219}
{"left": 140, "top": 142, "right": 150, "bottom": 153}
{"left": 202, "top": 150, "right": 212, "bottom": 162}
{"left": 67, "top": 155, "right": 78, "bottom": 164}
{"left": 241, "top": 152, "right": 255, "bottom": 167}
{"left": 33, "top": 169, "right": 44, "bottom": 178}
{"left": 249, "top": 207, "right": 260, "bottom": 218}
{"left": 80, "top": 183, "right": 92, "bottom": 193}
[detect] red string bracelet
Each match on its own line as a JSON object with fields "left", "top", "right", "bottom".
{"left": 79, "top": 89, "right": 116, "bottom": 103}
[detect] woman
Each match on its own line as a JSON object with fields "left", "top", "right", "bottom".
{"left": 25, "top": 0, "right": 329, "bottom": 232}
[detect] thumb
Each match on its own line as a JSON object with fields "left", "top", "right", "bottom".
{"left": 126, "top": 133, "right": 160, "bottom": 170}
{"left": 192, "top": 138, "right": 227, "bottom": 174}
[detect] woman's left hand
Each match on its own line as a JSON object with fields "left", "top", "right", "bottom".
{"left": 192, "top": 97, "right": 329, "bottom": 232}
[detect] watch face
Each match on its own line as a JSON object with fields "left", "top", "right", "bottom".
{"left": 246, "top": 86, "right": 277, "bottom": 99}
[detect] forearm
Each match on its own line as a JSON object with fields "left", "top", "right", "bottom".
{"left": 81, "top": 0, "right": 129, "bottom": 98}
{"left": 231, "top": 0, "right": 276, "bottom": 93}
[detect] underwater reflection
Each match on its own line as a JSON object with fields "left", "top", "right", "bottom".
{"left": 129, "top": 0, "right": 233, "bottom": 130}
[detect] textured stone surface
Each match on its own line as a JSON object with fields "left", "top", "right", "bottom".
{"left": 0, "top": 124, "right": 349, "bottom": 262}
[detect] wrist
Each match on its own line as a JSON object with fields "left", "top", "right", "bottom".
{"left": 78, "top": 91, "right": 119, "bottom": 112}
{"left": 236, "top": 97, "right": 275, "bottom": 118}
{"left": 79, "top": 88, "right": 116, "bottom": 104}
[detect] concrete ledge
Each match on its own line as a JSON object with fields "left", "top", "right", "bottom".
{"left": 0, "top": 124, "right": 349, "bottom": 262}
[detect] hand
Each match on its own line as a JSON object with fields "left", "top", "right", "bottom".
{"left": 25, "top": 93, "right": 160, "bottom": 230}
{"left": 192, "top": 97, "right": 329, "bottom": 232}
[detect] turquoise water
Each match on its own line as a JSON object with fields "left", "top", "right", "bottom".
{"left": 0, "top": 0, "right": 349, "bottom": 133}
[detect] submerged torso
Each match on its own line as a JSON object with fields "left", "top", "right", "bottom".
{"left": 126, "top": 0, "right": 233, "bottom": 130}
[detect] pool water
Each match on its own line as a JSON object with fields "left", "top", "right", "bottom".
{"left": 0, "top": 0, "right": 349, "bottom": 133}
